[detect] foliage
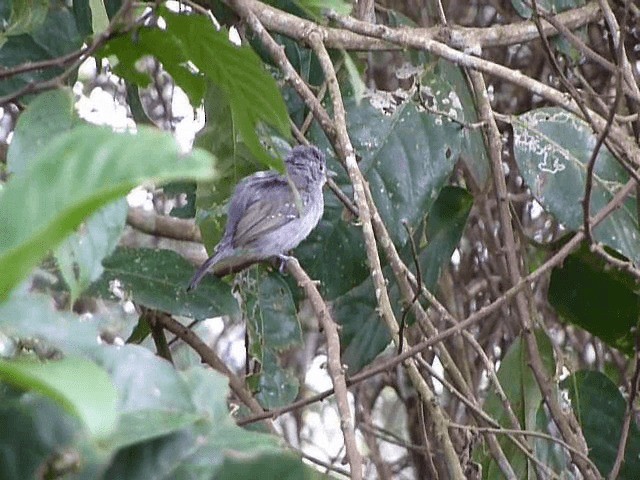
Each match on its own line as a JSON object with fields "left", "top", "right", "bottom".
{"left": 1, "top": 0, "right": 639, "bottom": 478}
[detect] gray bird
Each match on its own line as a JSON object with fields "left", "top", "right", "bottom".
{"left": 188, "top": 145, "right": 328, "bottom": 290}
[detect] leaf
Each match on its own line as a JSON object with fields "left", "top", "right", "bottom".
{"left": 0, "top": 4, "right": 82, "bottom": 98}
{"left": 0, "top": 291, "right": 113, "bottom": 355}
{"left": 477, "top": 333, "right": 556, "bottom": 479}
{"left": 100, "top": 8, "right": 291, "bottom": 169}
{"left": 0, "top": 388, "right": 87, "bottom": 480}
{"left": 0, "top": 125, "right": 215, "bottom": 300}
{"left": 562, "top": 370, "right": 640, "bottom": 479}
{"left": 0, "top": 356, "right": 118, "bottom": 438}
{"left": 216, "top": 451, "right": 324, "bottom": 480}
{"left": 435, "top": 59, "right": 489, "bottom": 188}
{"left": 7, "top": 88, "right": 81, "bottom": 177}
{"left": 242, "top": 268, "right": 301, "bottom": 408}
{"left": 512, "top": 107, "right": 639, "bottom": 264}
{"left": 0, "top": 0, "right": 49, "bottom": 40}
{"left": 293, "top": 0, "right": 352, "bottom": 19}
{"left": 549, "top": 245, "right": 640, "bottom": 356}
{"left": 56, "top": 199, "right": 128, "bottom": 303}
{"left": 90, "top": 247, "right": 239, "bottom": 321}
{"left": 194, "top": 83, "right": 268, "bottom": 251}
{"left": 510, "top": 0, "right": 585, "bottom": 20}
{"left": 104, "top": 368, "right": 289, "bottom": 479}
{"left": 336, "top": 187, "right": 473, "bottom": 372}
{"left": 359, "top": 74, "right": 464, "bottom": 246}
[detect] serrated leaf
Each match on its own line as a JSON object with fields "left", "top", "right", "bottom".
{"left": 0, "top": 356, "right": 118, "bottom": 438}
{"left": 549, "top": 245, "right": 640, "bottom": 356}
{"left": 90, "top": 247, "right": 239, "bottom": 321}
{"left": 562, "top": 370, "right": 640, "bottom": 479}
{"left": 512, "top": 107, "right": 640, "bottom": 265}
{"left": 0, "top": 125, "right": 215, "bottom": 300}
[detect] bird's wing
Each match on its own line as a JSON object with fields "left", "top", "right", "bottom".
{"left": 231, "top": 174, "right": 302, "bottom": 248}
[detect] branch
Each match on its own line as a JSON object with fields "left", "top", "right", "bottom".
{"left": 152, "top": 312, "right": 274, "bottom": 431}
{"left": 245, "top": 0, "right": 601, "bottom": 50}
{"left": 284, "top": 257, "right": 363, "bottom": 479}
{"left": 126, "top": 207, "right": 202, "bottom": 242}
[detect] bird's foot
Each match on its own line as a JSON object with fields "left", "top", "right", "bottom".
{"left": 276, "top": 254, "right": 294, "bottom": 273}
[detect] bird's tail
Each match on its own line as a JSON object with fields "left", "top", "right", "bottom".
{"left": 187, "top": 253, "right": 221, "bottom": 291}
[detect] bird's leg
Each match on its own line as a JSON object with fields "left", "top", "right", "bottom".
{"left": 276, "top": 254, "right": 294, "bottom": 273}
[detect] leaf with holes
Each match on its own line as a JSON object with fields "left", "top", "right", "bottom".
{"left": 512, "top": 107, "right": 639, "bottom": 264}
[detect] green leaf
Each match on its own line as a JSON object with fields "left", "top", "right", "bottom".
{"left": 0, "top": 4, "right": 82, "bottom": 98}
{"left": 510, "top": 0, "right": 585, "bottom": 20}
{"left": 100, "top": 8, "right": 291, "bottom": 169}
{"left": 0, "top": 0, "right": 49, "bottom": 40}
{"left": 0, "top": 356, "right": 118, "bottom": 438}
{"left": 216, "top": 451, "right": 324, "bottom": 480}
{"left": 242, "top": 268, "right": 301, "bottom": 408}
{"left": 336, "top": 187, "right": 473, "bottom": 372}
{"left": 0, "top": 125, "right": 215, "bottom": 300}
{"left": 342, "top": 50, "right": 365, "bottom": 105}
{"left": 7, "top": 88, "right": 81, "bottom": 177}
{"left": 418, "top": 186, "right": 474, "bottom": 290}
{"left": 104, "top": 368, "right": 287, "bottom": 479}
{"left": 293, "top": 0, "right": 352, "bottom": 19}
{"left": 549, "top": 245, "right": 640, "bottom": 356}
{"left": 512, "top": 107, "right": 639, "bottom": 264}
{"left": 0, "top": 291, "right": 113, "bottom": 355}
{"left": 562, "top": 370, "right": 640, "bottom": 479}
{"left": 90, "top": 247, "right": 239, "bottom": 321}
{"left": 435, "top": 59, "right": 489, "bottom": 188}
{"left": 194, "top": 83, "right": 269, "bottom": 251}
{"left": 105, "top": 410, "right": 201, "bottom": 451}
{"left": 56, "top": 199, "right": 127, "bottom": 303}
{"left": 359, "top": 76, "right": 463, "bottom": 246}
{"left": 476, "top": 333, "right": 556, "bottom": 479}
{"left": 0, "top": 388, "right": 88, "bottom": 480}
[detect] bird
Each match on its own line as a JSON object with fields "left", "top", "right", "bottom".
{"left": 187, "top": 145, "right": 328, "bottom": 290}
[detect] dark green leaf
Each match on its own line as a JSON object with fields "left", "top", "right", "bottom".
{"left": 477, "top": 333, "right": 556, "bottom": 479}
{"left": 0, "top": 291, "right": 113, "bottom": 355}
{"left": 549, "top": 245, "right": 640, "bottom": 355}
{"left": 101, "top": 8, "right": 291, "bottom": 169}
{"left": 510, "top": 0, "right": 585, "bottom": 20}
{"left": 217, "top": 451, "right": 323, "bottom": 480}
{"left": 0, "top": 4, "right": 82, "bottom": 98}
{"left": 336, "top": 187, "right": 472, "bottom": 372}
{"left": 91, "top": 247, "right": 239, "bottom": 321}
{"left": 0, "top": 389, "right": 87, "bottom": 480}
{"left": 242, "top": 268, "right": 301, "bottom": 408}
{"left": 0, "top": 125, "right": 215, "bottom": 300}
{"left": 0, "top": 356, "right": 118, "bottom": 438}
{"left": 512, "top": 107, "right": 639, "bottom": 264}
{"left": 0, "top": 0, "right": 49, "bottom": 39}
{"left": 435, "top": 60, "right": 489, "bottom": 188}
{"left": 562, "top": 370, "right": 640, "bottom": 479}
